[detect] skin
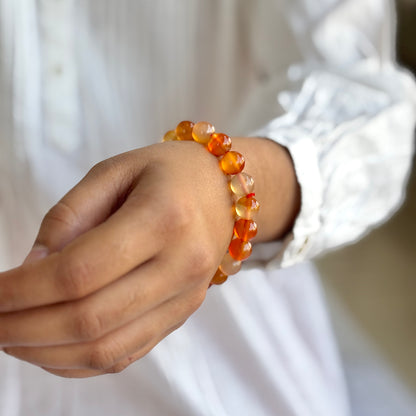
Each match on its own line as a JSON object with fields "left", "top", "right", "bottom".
{"left": 0, "top": 136, "right": 300, "bottom": 378}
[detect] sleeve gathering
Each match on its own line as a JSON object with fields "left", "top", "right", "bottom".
{"left": 253, "top": 0, "right": 416, "bottom": 268}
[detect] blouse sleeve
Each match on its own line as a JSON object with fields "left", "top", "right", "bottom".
{"left": 253, "top": 0, "right": 416, "bottom": 268}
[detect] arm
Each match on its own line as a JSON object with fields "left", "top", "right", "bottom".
{"left": 0, "top": 136, "right": 299, "bottom": 378}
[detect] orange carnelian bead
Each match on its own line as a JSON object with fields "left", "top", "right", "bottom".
{"left": 228, "top": 238, "right": 252, "bottom": 261}
{"left": 207, "top": 133, "right": 232, "bottom": 156}
{"left": 234, "top": 219, "right": 258, "bottom": 241}
{"left": 192, "top": 121, "right": 215, "bottom": 144}
{"left": 211, "top": 268, "right": 228, "bottom": 285}
{"left": 219, "top": 253, "right": 242, "bottom": 276}
{"left": 220, "top": 151, "right": 245, "bottom": 174}
{"left": 230, "top": 172, "right": 254, "bottom": 197}
{"left": 163, "top": 130, "right": 178, "bottom": 142}
{"left": 235, "top": 194, "right": 260, "bottom": 219}
{"left": 175, "top": 121, "right": 195, "bottom": 140}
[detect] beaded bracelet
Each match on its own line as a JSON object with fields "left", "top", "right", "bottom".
{"left": 163, "top": 121, "right": 260, "bottom": 286}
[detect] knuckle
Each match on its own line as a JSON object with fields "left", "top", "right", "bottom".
{"left": 89, "top": 158, "right": 119, "bottom": 176}
{"left": 73, "top": 307, "right": 105, "bottom": 341}
{"left": 168, "top": 199, "right": 190, "bottom": 230}
{"left": 156, "top": 196, "right": 193, "bottom": 239}
{"left": 134, "top": 326, "right": 154, "bottom": 348}
{"left": 108, "top": 361, "right": 130, "bottom": 374}
{"left": 89, "top": 155, "right": 135, "bottom": 197}
{"left": 57, "top": 255, "right": 93, "bottom": 299}
{"left": 108, "top": 346, "right": 150, "bottom": 374}
{"left": 88, "top": 341, "right": 122, "bottom": 371}
{"left": 118, "top": 289, "right": 142, "bottom": 319}
{"left": 42, "top": 201, "right": 79, "bottom": 231}
{"left": 187, "top": 242, "right": 217, "bottom": 279}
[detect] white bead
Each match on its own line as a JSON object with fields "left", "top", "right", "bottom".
{"left": 230, "top": 172, "right": 254, "bottom": 197}
{"left": 219, "top": 253, "right": 242, "bottom": 275}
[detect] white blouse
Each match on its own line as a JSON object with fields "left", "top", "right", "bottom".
{"left": 0, "top": 0, "right": 415, "bottom": 415}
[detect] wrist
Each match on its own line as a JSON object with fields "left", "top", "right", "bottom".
{"left": 161, "top": 122, "right": 300, "bottom": 285}
{"left": 231, "top": 137, "right": 300, "bottom": 243}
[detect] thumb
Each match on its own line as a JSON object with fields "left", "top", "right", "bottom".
{"left": 27, "top": 155, "right": 139, "bottom": 258}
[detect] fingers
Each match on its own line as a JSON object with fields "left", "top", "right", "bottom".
{"left": 0, "top": 255, "right": 187, "bottom": 346}
{"left": 0, "top": 232, "right": 213, "bottom": 346}
{"left": 40, "top": 324, "right": 183, "bottom": 379}
{"left": 0, "top": 144, "right": 226, "bottom": 378}
{"left": 3, "top": 286, "right": 200, "bottom": 371}
{"left": 0, "top": 188, "right": 165, "bottom": 312}
{"left": 0, "top": 162, "right": 218, "bottom": 314}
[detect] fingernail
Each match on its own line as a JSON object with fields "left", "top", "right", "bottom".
{"left": 23, "top": 245, "right": 49, "bottom": 265}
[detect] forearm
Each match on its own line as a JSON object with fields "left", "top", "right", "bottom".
{"left": 232, "top": 137, "right": 301, "bottom": 243}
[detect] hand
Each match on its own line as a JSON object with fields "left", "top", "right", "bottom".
{"left": 0, "top": 136, "right": 300, "bottom": 378}
{"left": 0, "top": 141, "right": 235, "bottom": 377}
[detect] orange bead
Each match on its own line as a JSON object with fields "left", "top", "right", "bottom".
{"left": 163, "top": 130, "right": 178, "bottom": 142}
{"left": 228, "top": 238, "right": 252, "bottom": 261}
{"left": 220, "top": 151, "right": 245, "bottom": 174}
{"left": 207, "top": 133, "right": 232, "bottom": 156}
{"left": 235, "top": 194, "right": 260, "bottom": 219}
{"left": 192, "top": 121, "right": 215, "bottom": 144}
{"left": 211, "top": 268, "right": 228, "bottom": 285}
{"left": 234, "top": 219, "right": 258, "bottom": 241}
{"left": 175, "top": 121, "right": 195, "bottom": 140}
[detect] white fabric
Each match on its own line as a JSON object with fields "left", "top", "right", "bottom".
{"left": 0, "top": 0, "right": 415, "bottom": 415}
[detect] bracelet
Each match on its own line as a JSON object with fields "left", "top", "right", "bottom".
{"left": 163, "top": 121, "right": 260, "bottom": 286}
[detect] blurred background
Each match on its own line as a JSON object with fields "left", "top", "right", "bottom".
{"left": 316, "top": 0, "right": 416, "bottom": 413}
